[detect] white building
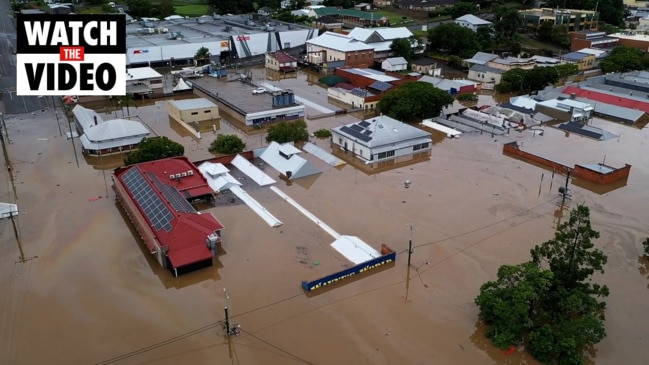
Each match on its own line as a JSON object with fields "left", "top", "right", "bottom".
{"left": 454, "top": 14, "right": 493, "bottom": 32}
{"left": 468, "top": 64, "right": 505, "bottom": 85}
{"left": 327, "top": 87, "right": 378, "bottom": 110}
{"left": 306, "top": 31, "right": 374, "bottom": 67}
{"left": 331, "top": 115, "right": 432, "bottom": 163}
{"left": 259, "top": 142, "right": 321, "bottom": 179}
{"left": 381, "top": 57, "right": 408, "bottom": 71}
{"left": 347, "top": 27, "right": 419, "bottom": 59}
{"left": 126, "top": 67, "right": 164, "bottom": 96}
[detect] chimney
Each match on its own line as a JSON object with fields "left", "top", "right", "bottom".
{"left": 570, "top": 93, "right": 576, "bottom": 99}
{"left": 93, "top": 116, "right": 98, "bottom": 125}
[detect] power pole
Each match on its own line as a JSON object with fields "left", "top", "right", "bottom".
{"left": 0, "top": 122, "right": 17, "bottom": 199}
{"left": 407, "top": 224, "right": 416, "bottom": 267}
{"left": 51, "top": 96, "right": 62, "bottom": 137}
{"left": 561, "top": 169, "right": 572, "bottom": 205}
{"left": 223, "top": 288, "right": 231, "bottom": 337}
{"left": 9, "top": 210, "right": 29, "bottom": 263}
{"left": 67, "top": 115, "right": 80, "bottom": 168}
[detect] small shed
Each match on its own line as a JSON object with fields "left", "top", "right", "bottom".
{"left": 381, "top": 57, "right": 408, "bottom": 72}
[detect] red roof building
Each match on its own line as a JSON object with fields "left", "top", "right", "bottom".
{"left": 113, "top": 156, "right": 224, "bottom": 276}
{"left": 563, "top": 86, "right": 649, "bottom": 114}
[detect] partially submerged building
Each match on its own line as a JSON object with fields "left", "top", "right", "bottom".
{"left": 259, "top": 142, "right": 321, "bottom": 180}
{"left": 72, "top": 105, "right": 151, "bottom": 156}
{"left": 167, "top": 98, "right": 221, "bottom": 135}
{"left": 113, "top": 156, "right": 224, "bottom": 276}
{"left": 331, "top": 115, "right": 432, "bottom": 164}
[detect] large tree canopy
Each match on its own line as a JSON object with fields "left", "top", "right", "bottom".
{"left": 124, "top": 136, "right": 184, "bottom": 165}
{"left": 377, "top": 82, "right": 454, "bottom": 122}
{"left": 476, "top": 205, "right": 609, "bottom": 365}
{"left": 545, "top": 0, "right": 625, "bottom": 26}
{"left": 209, "top": 0, "right": 254, "bottom": 15}
{"left": 600, "top": 46, "right": 649, "bottom": 73}
{"left": 427, "top": 23, "right": 479, "bottom": 59}
{"left": 266, "top": 119, "right": 309, "bottom": 144}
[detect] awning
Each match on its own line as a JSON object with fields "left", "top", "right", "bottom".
{"left": 126, "top": 84, "right": 153, "bottom": 94}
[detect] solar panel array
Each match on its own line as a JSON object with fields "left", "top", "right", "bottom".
{"left": 340, "top": 125, "right": 372, "bottom": 142}
{"left": 148, "top": 173, "right": 197, "bottom": 214}
{"left": 122, "top": 168, "right": 174, "bottom": 232}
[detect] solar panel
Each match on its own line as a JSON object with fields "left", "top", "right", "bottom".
{"left": 358, "top": 121, "right": 370, "bottom": 128}
{"left": 122, "top": 168, "right": 174, "bottom": 232}
{"left": 149, "top": 173, "right": 197, "bottom": 214}
{"left": 350, "top": 124, "right": 364, "bottom": 132}
{"left": 363, "top": 130, "right": 372, "bottom": 136}
{"left": 340, "top": 126, "right": 372, "bottom": 142}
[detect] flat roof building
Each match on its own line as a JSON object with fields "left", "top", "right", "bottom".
{"left": 113, "top": 156, "right": 224, "bottom": 276}
{"left": 126, "top": 15, "right": 317, "bottom": 67}
{"left": 520, "top": 8, "right": 599, "bottom": 31}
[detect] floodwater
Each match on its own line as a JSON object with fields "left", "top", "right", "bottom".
{"left": 1, "top": 74, "right": 649, "bottom": 365}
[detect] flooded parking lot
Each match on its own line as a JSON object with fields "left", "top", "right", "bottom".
{"left": 1, "top": 72, "right": 648, "bottom": 364}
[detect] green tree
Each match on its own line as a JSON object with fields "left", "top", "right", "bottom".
{"left": 555, "top": 63, "right": 579, "bottom": 79}
{"left": 266, "top": 120, "right": 309, "bottom": 144}
{"left": 126, "top": 0, "right": 156, "bottom": 18}
{"left": 428, "top": 23, "right": 479, "bottom": 58}
{"left": 159, "top": 0, "right": 176, "bottom": 18}
{"left": 195, "top": 47, "right": 210, "bottom": 61}
{"left": 378, "top": 82, "right": 454, "bottom": 122}
{"left": 537, "top": 20, "right": 554, "bottom": 42}
{"left": 124, "top": 136, "right": 184, "bottom": 165}
{"left": 209, "top": 134, "right": 246, "bottom": 155}
{"left": 476, "top": 205, "right": 609, "bottom": 365}
{"left": 550, "top": 25, "right": 570, "bottom": 49}
{"left": 600, "top": 46, "right": 649, "bottom": 73}
{"left": 390, "top": 38, "right": 414, "bottom": 62}
{"left": 115, "top": 94, "right": 137, "bottom": 116}
{"left": 447, "top": 2, "right": 478, "bottom": 19}
{"left": 492, "top": 6, "right": 522, "bottom": 40}
{"left": 209, "top": 0, "right": 254, "bottom": 14}
{"left": 476, "top": 25, "right": 494, "bottom": 49}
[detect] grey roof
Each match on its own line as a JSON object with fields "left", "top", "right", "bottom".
{"left": 469, "top": 64, "right": 504, "bottom": 74}
{"left": 368, "top": 80, "right": 393, "bottom": 91}
{"left": 83, "top": 119, "right": 150, "bottom": 143}
{"left": 259, "top": 142, "right": 320, "bottom": 180}
{"left": 306, "top": 31, "right": 373, "bottom": 51}
{"left": 347, "top": 27, "right": 413, "bottom": 42}
{"left": 72, "top": 104, "right": 105, "bottom": 131}
{"left": 455, "top": 14, "right": 492, "bottom": 26}
{"left": 332, "top": 115, "right": 430, "bottom": 148}
{"left": 562, "top": 52, "right": 589, "bottom": 61}
{"left": 168, "top": 98, "right": 217, "bottom": 110}
{"left": 384, "top": 57, "right": 408, "bottom": 66}
{"left": 463, "top": 51, "right": 498, "bottom": 65}
{"left": 411, "top": 58, "right": 438, "bottom": 66}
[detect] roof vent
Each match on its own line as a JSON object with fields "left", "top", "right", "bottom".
{"left": 181, "top": 172, "right": 187, "bottom": 177}
{"left": 169, "top": 174, "right": 175, "bottom": 179}
{"left": 187, "top": 170, "right": 194, "bottom": 175}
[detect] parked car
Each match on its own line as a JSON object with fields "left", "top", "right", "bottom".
{"left": 252, "top": 88, "right": 266, "bottom": 94}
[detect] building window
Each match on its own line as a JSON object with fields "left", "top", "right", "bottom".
{"left": 413, "top": 142, "right": 429, "bottom": 151}
{"left": 191, "top": 112, "right": 198, "bottom": 115}
{"left": 377, "top": 150, "right": 395, "bottom": 159}
{"left": 204, "top": 110, "right": 211, "bottom": 113}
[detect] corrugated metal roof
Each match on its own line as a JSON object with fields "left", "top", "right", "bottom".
{"left": 455, "top": 14, "right": 492, "bottom": 26}
{"left": 347, "top": 27, "right": 413, "bottom": 42}
{"left": 259, "top": 142, "right": 321, "bottom": 180}
{"left": 307, "top": 31, "right": 374, "bottom": 51}
{"left": 72, "top": 104, "right": 105, "bottom": 131}
{"left": 385, "top": 57, "right": 408, "bottom": 66}
{"left": 368, "top": 80, "right": 393, "bottom": 91}
{"left": 469, "top": 64, "right": 504, "bottom": 74}
{"left": 463, "top": 51, "right": 497, "bottom": 65}
{"left": 126, "top": 67, "right": 162, "bottom": 80}
{"left": 332, "top": 115, "right": 430, "bottom": 148}
{"left": 83, "top": 119, "right": 150, "bottom": 143}
{"left": 168, "top": 98, "right": 217, "bottom": 110}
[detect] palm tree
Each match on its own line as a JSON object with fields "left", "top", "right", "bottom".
{"left": 116, "top": 94, "right": 136, "bottom": 117}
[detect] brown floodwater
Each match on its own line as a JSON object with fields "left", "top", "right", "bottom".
{"left": 1, "top": 72, "right": 648, "bottom": 365}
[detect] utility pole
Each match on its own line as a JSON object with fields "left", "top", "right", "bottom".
{"left": 9, "top": 210, "right": 29, "bottom": 263}
{"left": 561, "top": 169, "right": 572, "bottom": 205}
{"left": 67, "top": 116, "right": 80, "bottom": 168}
{"left": 51, "top": 96, "right": 62, "bottom": 137}
{"left": 0, "top": 123, "right": 17, "bottom": 199}
{"left": 0, "top": 112, "right": 8, "bottom": 140}
{"left": 407, "top": 224, "right": 416, "bottom": 267}
{"left": 223, "top": 288, "right": 231, "bottom": 337}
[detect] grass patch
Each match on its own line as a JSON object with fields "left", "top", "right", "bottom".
{"left": 372, "top": 10, "right": 415, "bottom": 26}
{"left": 518, "top": 34, "right": 563, "bottom": 54}
{"left": 174, "top": 4, "right": 211, "bottom": 17}
{"left": 75, "top": 5, "right": 105, "bottom": 14}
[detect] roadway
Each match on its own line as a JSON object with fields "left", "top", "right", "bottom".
{"left": 0, "top": 2, "right": 48, "bottom": 114}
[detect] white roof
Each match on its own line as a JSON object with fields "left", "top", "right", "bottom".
{"left": 463, "top": 51, "right": 498, "bottom": 65}
{"left": 332, "top": 114, "right": 431, "bottom": 149}
{"left": 259, "top": 142, "right": 321, "bottom": 180}
{"left": 230, "top": 154, "right": 276, "bottom": 186}
{"left": 0, "top": 202, "right": 18, "bottom": 219}
{"left": 198, "top": 161, "right": 230, "bottom": 177}
{"left": 83, "top": 119, "right": 150, "bottom": 142}
{"left": 126, "top": 67, "right": 163, "bottom": 81}
{"left": 384, "top": 57, "right": 408, "bottom": 66}
{"left": 168, "top": 98, "right": 217, "bottom": 110}
{"left": 509, "top": 96, "right": 538, "bottom": 110}
{"left": 331, "top": 235, "right": 381, "bottom": 264}
{"left": 576, "top": 48, "right": 608, "bottom": 57}
{"left": 341, "top": 68, "right": 399, "bottom": 82}
{"left": 229, "top": 186, "right": 282, "bottom": 227}
{"left": 455, "top": 14, "right": 492, "bottom": 26}
{"left": 306, "top": 32, "right": 373, "bottom": 52}
{"left": 347, "top": 27, "right": 413, "bottom": 42}
{"left": 278, "top": 143, "right": 301, "bottom": 155}
{"left": 72, "top": 104, "right": 104, "bottom": 131}
{"left": 173, "top": 78, "right": 192, "bottom": 91}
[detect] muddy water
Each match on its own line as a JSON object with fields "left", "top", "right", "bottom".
{"left": 1, "top": 81, "right": 648, "bottom": 365}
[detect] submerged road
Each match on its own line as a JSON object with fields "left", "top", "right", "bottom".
{"left": 0, "top": 3, "right": 48, "bottom": 114}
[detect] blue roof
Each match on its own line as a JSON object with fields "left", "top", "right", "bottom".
{"left": 368, "top": 80, "right": 393, "bottom": 91}
{"left": 563, "top": 52, "right": 589, "bottom": 61}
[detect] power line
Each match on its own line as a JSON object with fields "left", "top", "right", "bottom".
{"left": 238, "top": 328, "right": 315, "bottom": 365}
{"left": 93, "top": 200, "right": 555, "bottom": 364}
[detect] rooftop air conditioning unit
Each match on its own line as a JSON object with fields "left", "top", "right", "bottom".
{"left": 169, "top": 174, "right": 175, "bottom": 179}
{"left": 187, "top": 170, "right": 194, "bottom": 175}
{"left": 175, "top": 173, "right": 181, "bottom": 178}
{"left": 181, "top": 172, "right": 188, "bottom": 177}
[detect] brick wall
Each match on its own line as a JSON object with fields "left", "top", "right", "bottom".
{"left": 503, "top": 142, "right": 631, "bottom": 185}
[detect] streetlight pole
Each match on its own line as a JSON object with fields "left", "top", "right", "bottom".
{"left": 51, "top": 96, "right": 62, "bottom": 137}
{"left": 407, "top": 224, "right": 416, "bottom": 267}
